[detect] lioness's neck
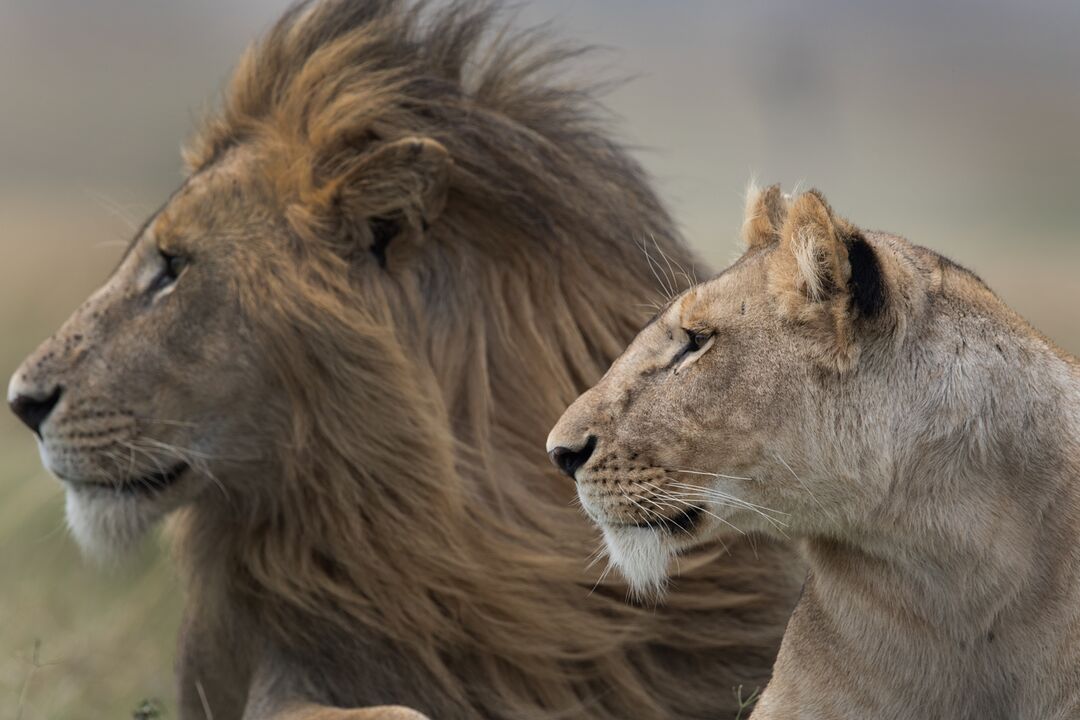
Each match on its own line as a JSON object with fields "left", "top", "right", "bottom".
{"left": 792, "top": 348, "right": 1080, "bottom": 707}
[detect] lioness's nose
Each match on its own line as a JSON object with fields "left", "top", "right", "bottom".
{"left": 9, "top": 386, "right": 63, "bottom": 436}
{"left": 548, "top": 436, "right": 597, "bottom": 478}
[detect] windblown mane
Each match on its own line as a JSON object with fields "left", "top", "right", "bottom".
{"left": 177, "top": 1, "right": 800, "bottom": 717}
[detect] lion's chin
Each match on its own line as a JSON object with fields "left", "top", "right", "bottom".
{"left": 601, "top": 524, "right": 676, "bottom": 598}
{"left": 64, "top": 486, "right": 170, "bottom": 564}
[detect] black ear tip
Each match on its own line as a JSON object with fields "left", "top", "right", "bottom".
{"left": 847, "top": 234, "right": 886, "bottom": 317}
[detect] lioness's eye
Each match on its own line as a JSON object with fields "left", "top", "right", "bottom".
{"left": 670, "top": 328, "right": 713, "bottom": 370}
{"left": 686, "top": 330, "right": 712, "bottom": 351}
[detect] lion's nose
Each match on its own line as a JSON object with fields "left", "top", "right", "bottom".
{"left": 9, "top": 386, "right": 63, "bottom": 437}
{"left": 548, "top": 436, "right": 597, "bottom": 478}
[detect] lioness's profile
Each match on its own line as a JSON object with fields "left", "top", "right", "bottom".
{"left": 549, "top": 186, "right": 1080, "bottom": 719}
{"left": 6, "top": 1, "right": 802, "bottom": 718}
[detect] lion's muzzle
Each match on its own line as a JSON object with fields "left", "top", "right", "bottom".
{"left": 9, "top": 384, "right": 63, "bottom": 436}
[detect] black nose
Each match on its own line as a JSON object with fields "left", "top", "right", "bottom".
{"left": 548, "top": 436, "right": 597, "bottom": 478}
{"left": 9, "top": 386, "right": 62, "bottom": 436}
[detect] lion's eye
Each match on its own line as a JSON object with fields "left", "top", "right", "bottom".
{"left": 165, "top": 252, "right": 187, "bottom": 279}
{"left": 150, "top": 250, "right": 188, "bottom": 294}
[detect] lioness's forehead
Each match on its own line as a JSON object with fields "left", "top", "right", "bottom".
{"left": 677, "top": 250, "right": 768, "bottom": 326}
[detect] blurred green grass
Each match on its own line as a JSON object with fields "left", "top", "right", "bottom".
{"left": 0, "top": 192, "right": 182, "bottom": 719}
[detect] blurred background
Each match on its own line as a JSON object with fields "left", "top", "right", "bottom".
{"left": 1, "top": 0, "right": 1077, "bottom": 716}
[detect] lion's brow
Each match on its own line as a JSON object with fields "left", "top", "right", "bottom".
{"left": 119, "top": 205, "right": 164, "bottom": 265}
{"left": 118, "top": 168, "right": 210, "bottom": 265}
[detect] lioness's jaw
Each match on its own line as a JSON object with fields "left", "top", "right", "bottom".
{"left": 601, "top": 525, "right": 677, "bottom": 596}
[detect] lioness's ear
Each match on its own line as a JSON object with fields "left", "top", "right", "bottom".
{"left": 742, "top": 183, "right": 788, "bottom": 250}
{"left": 325, "top": 136, "right": 451, "bottom": 267}
{"left": 768, "top": 189, "right": 887, "bottom": 369}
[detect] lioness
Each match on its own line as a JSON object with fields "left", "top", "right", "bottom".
{"left": 548, "top": 186, "right": 1080, "bottom": 719}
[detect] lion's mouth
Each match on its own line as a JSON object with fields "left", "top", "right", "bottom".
{"left": 71, "top": 462, "right": 190, "bottom": 495}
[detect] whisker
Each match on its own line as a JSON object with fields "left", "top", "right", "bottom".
{"left": 622, "top": 491, "right": 671, "bottom": 530}
{"left": 587, "top": 557, "right": 616, "bottom": 598}
{"left": 650, "top": 234, "right": 694, "bottom": 294}
{"left": 773, "top": 452, "right": 829, "bottom": 517}
{"left": 660, "top": 481, "right": 791, "bottom": 536}
{"left": 665, "top": 490, "right": 789, "bottom": 536}
{"left": 138, "top": 417, "right": 199, "bottom": 429}
{"left": 584, "top": 536, "right": 608, "bottom": 568}
{"left": 662, "top": 479, "right": 786, "bottom": 513}
{"left": 667, "top": 467, "right": 754, "bottom": 482}
{"left": 634, "top": 482, "right": 748, "bottom": 539}
{"left": 84, "top": 189, "right": 140, "bottom": 230}
{"left": 649, "top": 234, "right": 679, "bottom": 296}
{"left": 639, "top": 235, "right": 674, "bottom": 300}
{"left": 122, "top": 438, "right": 233, "bottom": 506}
{"left": 665, "top": 482, "right": 789, "bottom": 516}
{"left": 640, "top": 496, "right": 698, "bottom": 539}
{"left": 139, "top": 437, "right": 218, "bottom": 461}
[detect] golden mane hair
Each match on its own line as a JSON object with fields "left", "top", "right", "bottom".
{"left": 174, "top": 1, "right": 802, "bottom": 716}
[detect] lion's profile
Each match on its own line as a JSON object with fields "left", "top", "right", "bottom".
{"left": 549, "top": 185, "right": 1080, "bottom": 718}
{"left": 8, "top": 1, "right": 802, "bottom": 718}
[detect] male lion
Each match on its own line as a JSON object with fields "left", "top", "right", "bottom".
{"left": 7, "top": 2, "right": 802, "bottom": 718}
{"left": 548, "top": 185, "right": 1080, "bottom": 719}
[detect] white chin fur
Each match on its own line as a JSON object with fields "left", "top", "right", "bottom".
{"left": 65, "top": 488, "right": 160, "bottom": 564}
{"left": 601, "top": 525, "right": 675, "bottom": 597}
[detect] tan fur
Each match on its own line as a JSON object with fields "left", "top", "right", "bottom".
{"left": 549, "top": 186, "right": 1080, "bottom": 719}
{"left": 7, "top": 3, "right": 802, "bottom": 719}
{"left": 741, "top": 183, "right": 787, "bottom": 250}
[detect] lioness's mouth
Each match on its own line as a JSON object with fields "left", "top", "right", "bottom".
{"left": 72, "top": 462, "right": 190, "bottom": 495}
{"left": 632, "top": 506, "right": 703, "bottom": 534}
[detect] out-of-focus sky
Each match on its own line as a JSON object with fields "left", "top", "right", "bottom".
{"left": 1, "top": 0, "right": 1078, "bottom": 352}
{"left": 2, "top": 0, "right": 1080, "bottom": 351}
{"left": 0, "top": 1, "right": 1077, "bottom": 716}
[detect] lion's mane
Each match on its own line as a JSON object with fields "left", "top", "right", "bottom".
{"left": 175, "top": 1, "right": 801, "bottom": 717}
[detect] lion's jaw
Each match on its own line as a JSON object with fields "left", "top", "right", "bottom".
{"left": 8, "top": 157, "right": 273, "bottom": 561}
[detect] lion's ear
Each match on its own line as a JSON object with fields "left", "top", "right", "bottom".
{"left": 742, "top": 183, "right": 788, "bottom": 250}
{"left": 768, "top": 189, "right": 887, "bottom": 369}
{"left": 337, "top": 136, "right": 451, "bottom": 224}
{"left": 326, "top": 136, "right": 452, "bottom": 267}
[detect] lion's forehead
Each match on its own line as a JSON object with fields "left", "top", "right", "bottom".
{"left": 154, "top": 150, "right": 262, "bottom": 243}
